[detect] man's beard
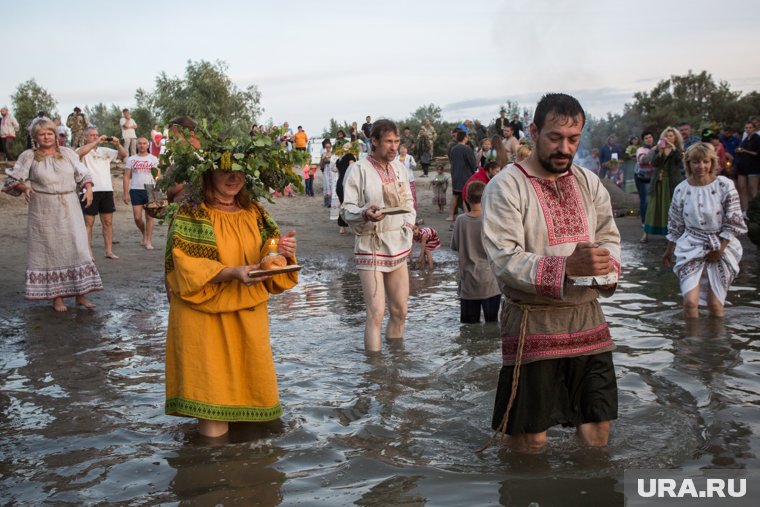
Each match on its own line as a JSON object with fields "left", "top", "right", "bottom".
{"left": 538, "top": 151, "right": 573, "bottom": 174}
{"left": 533, "top": 137, "right": 574, "bottom": 174}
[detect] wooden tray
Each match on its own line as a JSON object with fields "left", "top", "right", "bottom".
{"left": 380, "top": 206, "right": 411, "bottom": 215}
{"left": 247, "top": 264, "right": 301, "bottom": 277}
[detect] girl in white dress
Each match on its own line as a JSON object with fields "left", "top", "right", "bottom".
{"left": 663, "top": 142, "right": 747, "bottom": 318}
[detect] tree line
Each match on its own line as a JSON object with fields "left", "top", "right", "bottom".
{"left": 9, "top": 67, "right": 759, "bottom": 159}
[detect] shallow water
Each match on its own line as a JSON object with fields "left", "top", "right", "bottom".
{"left": 2, "top": 238, "right": 759, "bottom": 506}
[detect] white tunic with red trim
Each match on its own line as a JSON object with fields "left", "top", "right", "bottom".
{"left": 340, "top": 157, "right": 416, "bottom": 271}
{"left": 481, "top": 163, "right": 622, "bottom": 365}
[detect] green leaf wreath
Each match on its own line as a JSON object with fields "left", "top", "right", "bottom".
{"left": 156, "top": 120, "right": 308, "bottom": 222}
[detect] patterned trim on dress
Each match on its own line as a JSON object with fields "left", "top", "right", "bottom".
{"left": 164, "top": 203, "right": 219, "bottom": 274}
{"left": 501, "top": 322, "right": 613, "bottom": 364}
{"left": 535, "top": 255, "right": 565, "bottom": 300}
{"left": 25, "top": 262, "right": 103, "bottom": 300}
{"left": 525, "top": 169, "right": 590, "bottom": 246}
{"left": 166, "top": 397, "right": 282, "bottom": 422}
{"left": 355, "top": 248, "right": 411, "bottom": 268}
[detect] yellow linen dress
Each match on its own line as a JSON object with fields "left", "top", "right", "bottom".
{"left": 165, "top": 204, "right": 298, "bottom": 421}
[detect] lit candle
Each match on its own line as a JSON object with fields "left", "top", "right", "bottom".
{"left": 267, "top": 238, "right": 278, "bottom": 256}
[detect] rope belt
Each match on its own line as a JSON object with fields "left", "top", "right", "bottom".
{"left": 477, "top": 299, "right": 576, "bottom": 453}
{"left": 31, "top": 189, "right": 76, "bottom": 195}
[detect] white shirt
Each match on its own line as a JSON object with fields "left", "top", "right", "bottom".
{"left": 125, "top": 154, "right": 159, "bottom": 189}
{"left": 81, "top": 147, "right": 118, "bottom": 192}
{"left": 120, "top": 117, "right": 137, "bottom": 139}
{"left": 395, "top": 154, "right": 417, "bottom": 182}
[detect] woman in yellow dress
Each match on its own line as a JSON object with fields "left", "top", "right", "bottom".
{"left": 164, "top": 158, "right": 300, "bottom": 438}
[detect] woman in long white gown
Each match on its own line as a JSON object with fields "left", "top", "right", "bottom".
{"left": 663, "top": 142, "right": 746, "bottom": 318}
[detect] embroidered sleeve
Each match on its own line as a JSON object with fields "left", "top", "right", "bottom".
{"left": 719, "top": 179, "right": 747, "bottom": 239}
{"left": 535, "top": 256, "right": 566, "bottom": 299}
{"left": 3, "top": 150, "right": 36, "bottom": 196}
{"left": 666, "top": 185, "right": 686, "bottom": 242}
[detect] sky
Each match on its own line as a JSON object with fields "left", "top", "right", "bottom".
{"left": 5, "top": 0, "right": 760, "bottom": 135}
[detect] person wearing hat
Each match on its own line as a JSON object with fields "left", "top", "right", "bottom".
{"left": 66, "top": 107, "right": 88, "bottom": 148}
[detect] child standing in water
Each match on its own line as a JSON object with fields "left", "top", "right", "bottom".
{"left": 431, "top": 164, "right": 449, "bottom": 213}
{"left": 412, "top": 224, "right": 441, "bottom": 268}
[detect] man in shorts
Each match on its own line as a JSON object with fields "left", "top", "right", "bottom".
{"left": 123, "top": 137, "right": 160, "bottom": 250}
{"left": 77, "top": 126, "right": 127, "bottom": 259}
{"left": 481, "top": 93, "right": 622, "bottom": 452}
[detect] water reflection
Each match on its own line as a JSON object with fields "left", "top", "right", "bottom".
{"left": 0, "top": 230, "right": 758, "bottom": 505}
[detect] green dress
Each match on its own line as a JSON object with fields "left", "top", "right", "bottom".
{"left": 643, "top": 148, "right": 683, "bottom": 236}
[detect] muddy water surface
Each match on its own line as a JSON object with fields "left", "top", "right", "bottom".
{"left": 1, "top": 239, "right": 759, "bottom": 506}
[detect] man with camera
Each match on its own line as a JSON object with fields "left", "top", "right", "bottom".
{"left": 77, "top": 127, "right": 127, "bottom": 259}
{"left": 66, "top": 107, "right": 88, "bottom": 148}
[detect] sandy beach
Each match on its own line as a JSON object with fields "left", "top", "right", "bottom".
{"left": 0, "top": 160, "right": 644, "bottom": 316}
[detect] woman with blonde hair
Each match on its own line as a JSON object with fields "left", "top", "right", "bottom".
{"left": 662, "top": 142, "right": 746, "bottom": 317}
{"left": 641, "top": 126, "right": 684, "bottom": 242}
{"left": 2, "top": 120, "right": 102, "bottom": 311}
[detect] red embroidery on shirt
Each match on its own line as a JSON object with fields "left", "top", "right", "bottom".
{"left": 501, "top": 323, "right": 612, "bottom": 363}
{"left": 535, "top": 255, "right": 565, "bottom": 299}
{"left": 367, "top": 157, "right": 398, "bottom": 184}
{"left": 516, "top": 165, "right": 590, "bottom": 245}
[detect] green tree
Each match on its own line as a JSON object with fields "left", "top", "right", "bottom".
{"left": 10, "top": 79, "right": 58, "bottom": 151}
{"left": 409, "top": 103, "right": 442, "bottom": 123}
{"left": 140, "top": 59, "right": 262, "bottom": 137}
{"left": 629, "top": 70, "right": 741, "bottom": 131}
{"left": 321, "top": 118, "right": 352, "bottom": 138}
{"left": 83, "top": 103, "right": 122, "bottom": 138}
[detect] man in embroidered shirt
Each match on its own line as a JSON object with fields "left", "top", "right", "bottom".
{"left": 482, "top": 93, "right": 621, "bottom": 453}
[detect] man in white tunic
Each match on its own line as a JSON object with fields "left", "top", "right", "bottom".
{"left": 341, "top": 119, "right": 416, "bottom": 352}
{"left": 482, "top": 93, "right": 622, "bottom": 452}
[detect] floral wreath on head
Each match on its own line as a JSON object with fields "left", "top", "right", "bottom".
{"left": 156, "top": 120, "right": 309, "bottom": 242}
{"left": 335, "top": 140, "right": 360, "bottom": 158}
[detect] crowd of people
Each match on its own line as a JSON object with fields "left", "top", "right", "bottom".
{"left": 1, "top": 92, "right": 754, "bottom": 449}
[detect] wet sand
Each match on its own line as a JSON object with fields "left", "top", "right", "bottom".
{"left": 0, "top": 163, "right": 643, "bottom": 316}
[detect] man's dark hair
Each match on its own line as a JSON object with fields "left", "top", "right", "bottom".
{"left": 466, "top": 180, "right": 485, "bottom": 205}
{"left": 485, "top": 160, "right": 500, "bottom": 173}
{"left": 676, "top": 121, "right": 690, "bottom": 128}
{"left": 168, "top": 116, "right": 197, "bottom": 130}
{"left": 533, "top": 93, "right": 586, "bottom": 132}
{"left": 370, "top": 119, "right": 399, "bottom": 143}
{"left": 122, "top": 108, "right": 129, "bottom": 113}
{"left": 456, "top": 131, "right": 467, "bottom": 143}
{"left": 73, "top": 107, "right": 81, "bottom": 113}
{"left": 641, "top": 130, "right": 654, "bottom": 139}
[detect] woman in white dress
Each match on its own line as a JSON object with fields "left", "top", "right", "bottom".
{"left": 662, "top": 142, "right": 746, "bottom": 318}
{"left": 3, "top": 120, "right": 102, "bottom": 312}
